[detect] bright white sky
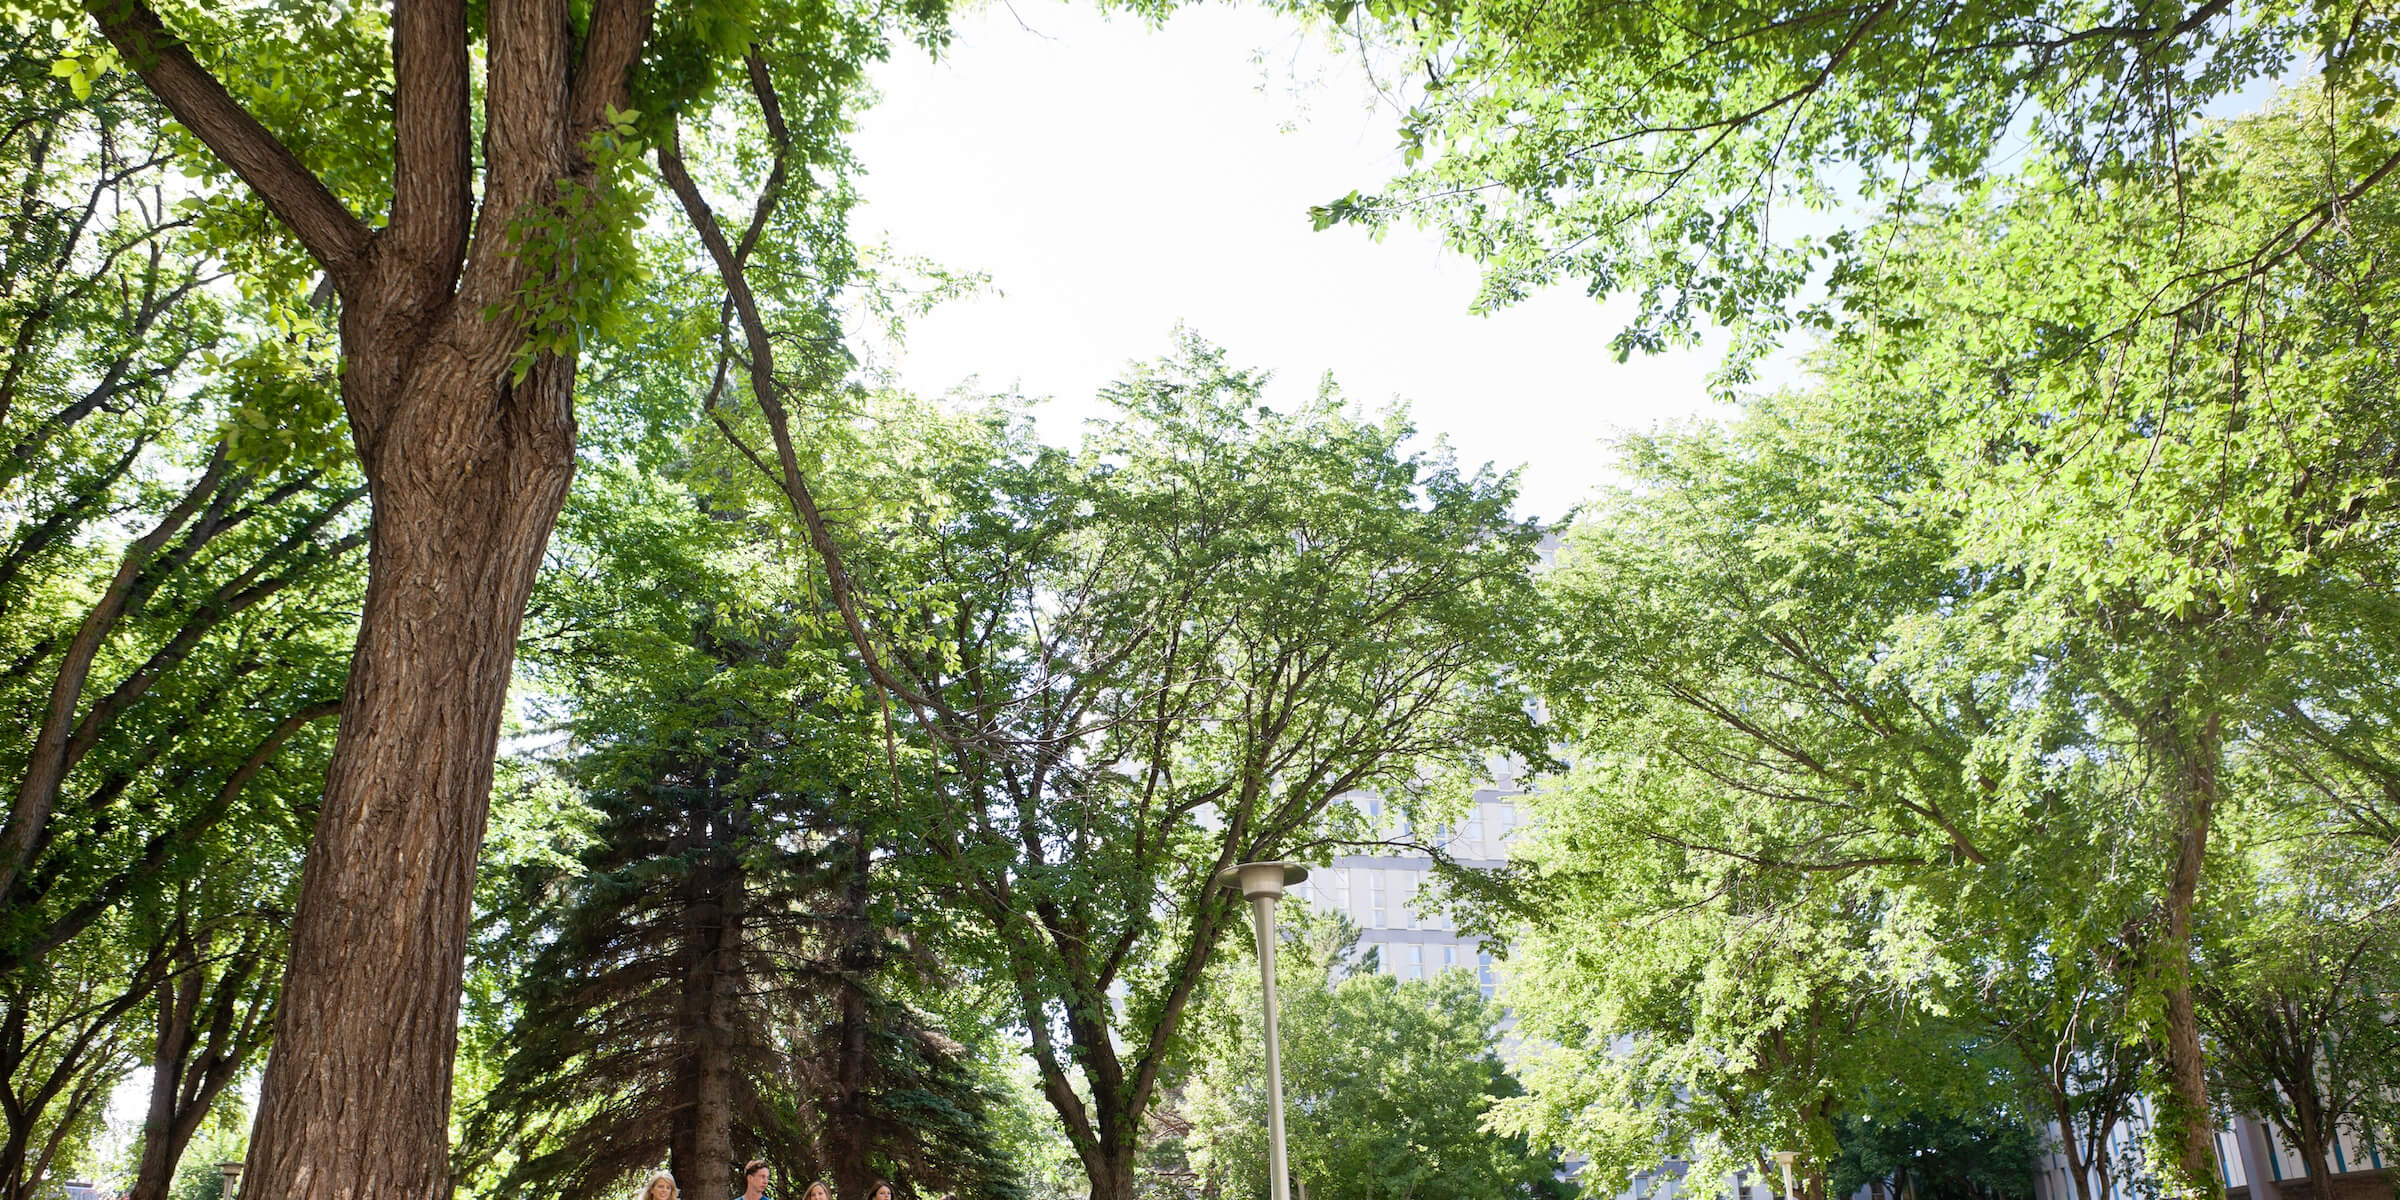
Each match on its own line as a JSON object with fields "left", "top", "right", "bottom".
{"left": 846, "top": 0, "right": 1732, "bottom": 523}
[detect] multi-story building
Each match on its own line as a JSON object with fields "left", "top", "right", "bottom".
{"left": 2031, "top": 1097, "right": 2392, "bottom": 1200}
{"left": 1286, "top": 768, "right": 1533, "bottom": 1002}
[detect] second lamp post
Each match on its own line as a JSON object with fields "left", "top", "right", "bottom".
{"left": 1216, "top": 861, "right": 1310, "bottom": 1200}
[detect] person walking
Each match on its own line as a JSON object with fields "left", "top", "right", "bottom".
{"left": 799, "top": 1182, "right": 831, "bottom": 1200}
{"left": 636, "top": 1173, "right": 678, "bottom": 1200}
{"left": 866, "top": 1180, "right": 894, "bottom": 1200}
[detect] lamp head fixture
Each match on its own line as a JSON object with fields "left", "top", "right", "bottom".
{"left": 1214, "top": 861, "right": 1310, "bottom": 902}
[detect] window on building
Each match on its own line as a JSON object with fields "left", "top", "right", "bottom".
{"left": 1368, "top": 875, "right": 1387, "bottom": 928}
{"left": 1404, "top": 944, "right": 1423, "bottom": 981}
{"left": 1464, "top": 811, "right": 1484, "bottom": 854}
{"left": 1478, "top": 950, "right": 1496, "bottom": 1000}
{"left": 1442, "top": 945, "right": 1458, "bottom": 970}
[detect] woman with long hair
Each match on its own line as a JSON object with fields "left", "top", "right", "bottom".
{"left": 634, "top": 1172, "right": 678, "bottom": 1200}
{"left": 798, "top": 1182, "right": 832, "bottom": 1200}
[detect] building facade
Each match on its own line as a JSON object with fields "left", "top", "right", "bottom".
{"left": 1285, "top": 775, "right": 1531, "bottom": 1002}
{"left": 2031, "top": 1096, "right": 2392, "bottom": 1200}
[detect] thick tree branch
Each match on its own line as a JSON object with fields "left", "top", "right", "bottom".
{"left": 1, "top": 701, "right": 341, "bottom": 977}
{"left": 567, "top": 0, "right": 658, "bottom": 143}
{"left": 448, "top": 0, "right": 574, "bottom": 338}
{"left": 84, "top": 0, "right": 371, "bottom": 275}
{"left": 386, "top": 0, "right": 472, "bottom": 274}
{"left": 0, "top": 444, "right": 233, "bottom": 900}
{"left": 656, "top": 116, "right": 956, "bottom": 730}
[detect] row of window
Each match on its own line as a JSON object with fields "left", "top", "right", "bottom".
{"left": 1353, "top": 942, "right": 1499, "bottom": 1000}
{"left": 1296, "top": 867, "right": 1456, "bottom": 931}
{"left": 1353, "top": 796, "right": 1521, "bottom": 860}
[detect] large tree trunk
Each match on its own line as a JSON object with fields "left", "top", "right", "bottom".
{"left": 241, "top": 357, "right": 575, "bottom": 1200}
{"left": 826, "top": 833, "right": 877, "bottom": 1200}
{"left": 2154, "top": 707, "right": 2224, "bottom": 1200}
{"left": 84, "top": 1, "right": 653, "bottom": 1196}
{"left": 1026, "top": 1013, "right": 1140, "bottom": 1200}
{"left": 826, "top": 979, "right": 873, "bottom": 1200}
{"left": 2048, "top": 1086, "right": 2094, "bottom": 1200}
{"left": 1057, "top": 1009, "right": 1142, "bottom": 1200}
{"left": 2285, "top": 1103, "right": 2338, "bottom": 1200}
{"left": 1087, "top": 1144, "right": 1139, "bottom": 1200}
{"left": 671, "top": 775, "right": 746, "bottom": 1200}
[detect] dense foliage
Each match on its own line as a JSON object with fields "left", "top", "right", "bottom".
{"left": 7, "top": 2, "right": 2400, "bottom": 1200}
{"left": 1177, "top": 911, "right": 1568, "bottom": 1200}
{"left": 1828, "top": 1112, "right": 2038, "bottom": 1200}
{"left": 779, "top": 339, "right": 1550, "bottom": 1200}
{"left": 1489, "top": 87, "right": 2400, "bottom": 1200}
{"left": 459, "top": 468, "right": 1018, "bottom": 1200}
{"left": 1302, "top": 0, "right": 2400, "bottom": 374}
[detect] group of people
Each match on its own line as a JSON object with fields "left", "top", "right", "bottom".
{"left": 637, "top": 1162, "right": 929, "bottom": 1200}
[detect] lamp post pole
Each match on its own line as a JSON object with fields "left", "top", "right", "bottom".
{"left": 219, "top": 1162, "right": 244, "bottom": 1200}
{"left": 1216, "top": 861, "right": 1310, "bottom": 1200}
{"left": 1775, "top": 1151, "right": 1800, "bottom": 1200}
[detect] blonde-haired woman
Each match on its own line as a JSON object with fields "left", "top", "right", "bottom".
{"left": 799, "top": 1182, "right": 832, "bottom": 1200}
{"left": 635, "top": 1171, "right": 678, "bottom": 1200}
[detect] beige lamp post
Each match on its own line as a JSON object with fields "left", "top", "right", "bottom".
{"left": 1774, "top": 1151, "right": 1800, "bottom": 1200}
{"left": 218, "top": 1162, "right": 244, "bottom": 1200}
{"left": 1215, "top": 861, "right": 1310, "bottom": 1200}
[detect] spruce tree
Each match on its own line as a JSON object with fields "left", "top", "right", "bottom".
{"left": 461, "top": 474, "right": 1022, "bottom": 1200}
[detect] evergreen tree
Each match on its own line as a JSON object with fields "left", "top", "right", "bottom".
{"left": 462, "top": 467, "right": 1020, "bottom": 1200}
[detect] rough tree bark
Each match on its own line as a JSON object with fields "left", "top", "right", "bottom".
{"left": 669, "top": 775, "right": 745, "bottom": 1200}
{"left": 82, "top": 1, "right": 655, "bottom": 1196}
{"left": 2154, "top": 706, "right": 2225, "bottom": 1200}
{"left": 825, "top": 833, "right": 876, "bottom": 1200}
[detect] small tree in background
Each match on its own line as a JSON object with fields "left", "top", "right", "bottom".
{"left": 1829, "top": 1113, "right": 2037, "bottom": 1200}
{"left": 1178, "top": 908, "right": 1567, "bottom": 1200}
